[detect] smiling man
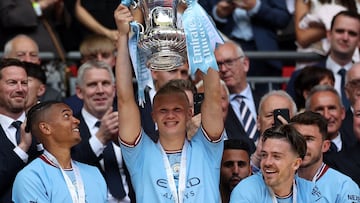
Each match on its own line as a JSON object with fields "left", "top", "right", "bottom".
{"left": 71, "top": 60, "right": 135, "bottom": 202}
{"left": 115, "top": 4, "right": 224, "bottom": 202}
{"left": 12, "top": 101, "right": 107, "bottom": 202}
{"left": 0, "top": 58, "right": 42, "bottom": 202}
{"left": 291, "top": 111, "right": 360, "bottom": 203}
{"left": 305, "top": 85, "right": 356, "bottom": 163}
{"left": 230, "top": 125, "right": 327, "bottom": 202}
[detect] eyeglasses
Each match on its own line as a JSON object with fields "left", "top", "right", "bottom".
{"left": 217, "top": 56, "right": 243, "bottom": 68}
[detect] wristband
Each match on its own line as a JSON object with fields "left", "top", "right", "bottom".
{"left": 32, "top": 2, "right": 42, "bottom": 16}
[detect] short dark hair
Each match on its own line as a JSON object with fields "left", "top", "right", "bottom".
{"left": 262, "top": 124, "right": 307, "bottom": 159}
{"left": 224, "top": 139, "right": 251, "bottom": 158}
{"left": 25, "top": 101, "right": 63, "bottom": 135}
{"left": 0, "top": 58, "right": 26, "bottom": 79}
{"left": 294, "top": 66, "right": 334, "bottom": 109}
{"left": 330, "top": 10, "right": 360, "bottom": 31}
{"left": 23, "top": 62, "right": 47, "bottom": 84}
{"left": 290, "top": 111, "right": 328, "bottom": 140}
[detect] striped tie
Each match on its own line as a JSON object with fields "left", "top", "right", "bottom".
{"left": 236, "top": 96, "right": 259, "bottom": 141}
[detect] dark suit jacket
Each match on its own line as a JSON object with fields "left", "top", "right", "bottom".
{"left": 0, "top": 125, "right": 41, "bottom": 202}
{"left": 225, "top": 107, "right": 256, "bottom": 153}
{"left": 323, "top": 127, "right": 356, "bottom": 165}
{"left": 137, "top": 89, "right": 158, "bottom": 142}
{"left": 40, "top": 86, "right": 63, "bottom": 103}
{"left": 341, "top": 108, "right": 355, "bottom": 144}
{"left": 199, "top": 0, "right": 291, "bottom": 72}
{"left": 326, "top": 141, "right": 360, "bottom": 187}
{"left": 71, "top": 113, "right": 135, "bottom": 202}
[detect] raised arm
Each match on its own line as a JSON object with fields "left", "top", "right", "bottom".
{"left": 114, "top": 5, "right": 141, "bottom": 145}
{"left": 75, "top": 0, "right": 119, "bottom": 41}
{"left": 294, "top": 0, "right": 326, "bottom": 48}
{"left": 201, "top": 68, "right": 224, "bottom": 141}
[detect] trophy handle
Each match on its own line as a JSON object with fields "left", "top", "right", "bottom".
{"left": 131, "top": 1, "right": 138, "bottom": 9}
{"left": 137, "top": 22, "right": 145, "bottom": 34}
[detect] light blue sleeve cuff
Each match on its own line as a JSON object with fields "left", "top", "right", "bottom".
{"left": 247, "top": 0, "right": 261, "bottom": 16}
{"left": 212, "top": 5, "right": 228, "bottom": 23}
{"left": 89, "top": 136, "right": 106, "bottom": 157}
{"left": 13, "top": 147, "right": 29, "bottom": 163}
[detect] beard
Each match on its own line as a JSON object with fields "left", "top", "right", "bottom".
{"left": 301, "top": 152, "right": 322, "bottom": 169}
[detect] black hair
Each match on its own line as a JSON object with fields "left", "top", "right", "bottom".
{"left": 330, "top": 10, "right": 360, "bottom": 31}
{"left": 294, "top": 66, "right": 334, "bottom": 109}
{"left": 224, "top": 139, "right": 252, "bottom": 158}
{"left": 25, "top": 101, "right": 62, "bottom": 134}
{"left": 0, "top": 58, "right": 26, "bottom": 79}
{"left": 23, "top": 62, "right": 47, "bottom": 84}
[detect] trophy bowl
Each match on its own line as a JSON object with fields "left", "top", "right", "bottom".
{"left": 138, "top": 0, "right": 186, "bottom": 71}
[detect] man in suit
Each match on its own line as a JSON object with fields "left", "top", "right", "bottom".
{"left": 342, "top": 63, "right": 360, "bottom": 136}
{"left": 305, "top": 85, "right": 356, "bottom": 163}
{"left": 214, "top": 41, "right": 259, "bottom": 150}
{"left": 326, "top": 98, "right": 360, "bottom": 187}
{"left": 199, "top": 0, "right": 291, "bottom": 93}
{"left": 63, "top": 34, "right": 118, "bottom": 115}
{"left": 0, "top": 58, "right": 41, "bottom": 202}
{"left": 287, "top": 10, "right": 360, "bottom": 109}
{"left": 71, "top": 60, "right": 134, "bottom": 202}
{"left": 3, "top": 34, "right": 62, "bottom": 102}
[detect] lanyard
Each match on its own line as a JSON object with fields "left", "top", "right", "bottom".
{"left": 312, "top": 163, "right": 327, "bottom": 183}
{"left": 268, "top": 179, "right": 297, "bottom": 203}
{"left": 42, "top": 150, "right": 85, "bottom": 203}
{"left": 158, "top": 140, "right": 188, "bottom": 203}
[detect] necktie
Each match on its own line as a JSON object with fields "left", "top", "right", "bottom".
{"left": 329, "top": 142, "right": 338, "bottom": 152}
{"left": 338, "top": 69, "right": 350, "bottom": 109}
{"left": 96, "top": 121, "right": 126, "bottom": 199}
{"left": 236, "top": 96, "right": 259, "bottom": 141}
{"left": 103, "top": 143, "right": 126, "bottom": 199}
{"left": 12, "top": 121, "right": 22, "bottom": 145}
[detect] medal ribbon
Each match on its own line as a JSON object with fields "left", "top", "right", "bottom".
{"left": 157, "top": 140, "right": 188, "bottom": 203}
{"left": 41, "top": 150, "right": 85, "bottom": 203}
{"left": 268, "top": 179, "right": 297, "bottom": 203}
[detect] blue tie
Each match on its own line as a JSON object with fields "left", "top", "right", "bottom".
{"left": 96, "top": 121, "right": 127, "bottom": 199}
{"left": 12, "top": 121, "right": 22, "bottom": 145}
{"left": 329, "top": 142, "right": 338, "bottom": 152}
{"left": 338, "top": 69, "right": 349, "bottom": 109}
{"left": 236, "top": 96, "right": 259, "bottom": 142}
{"left": 103, "top": 143, "right": 126, "bottom": 199}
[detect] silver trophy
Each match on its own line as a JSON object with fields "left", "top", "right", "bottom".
{"left": 137, "top": 0, "right": 186, "bottom": 71}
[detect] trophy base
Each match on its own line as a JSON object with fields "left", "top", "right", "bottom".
{"left": 147, "top": 51, "right": 185, "bottom": 71}
{"left": 139, "top": 27, "right": 186, "bottom": 71}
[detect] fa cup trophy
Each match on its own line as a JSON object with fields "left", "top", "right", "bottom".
{"left": 137, "top": 0, "right": 186, "bottom": 71}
